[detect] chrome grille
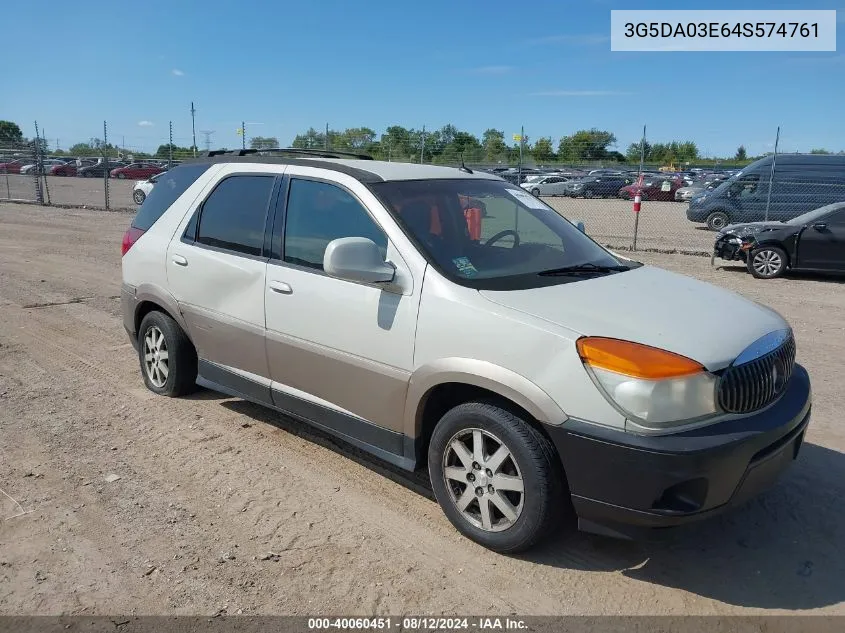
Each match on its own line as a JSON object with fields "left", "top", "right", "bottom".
{"left": 718, "top": 335, "right": 796, "bottom": 414}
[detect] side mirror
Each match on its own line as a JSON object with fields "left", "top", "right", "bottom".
{"left": 323, "top": 237, "right": 395, "bottom": 284}
{"left": 576, "top": 221, "right": 586, "bottom": 233}
{"left": 812, "top": 222, "right": 828, "bottom": 231}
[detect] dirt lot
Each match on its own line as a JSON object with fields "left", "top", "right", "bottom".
{"left": 2, "top": 174, "right": 712, "bottom": 252}
{"left": 1, "top": 202, "right": 843, "bottom": 616}
{"left": 1, "top": 174, "right": 135, "bottom": 210}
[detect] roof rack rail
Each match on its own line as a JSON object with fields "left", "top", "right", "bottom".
{"left": 199, "top": 147, "right": 374, "bottom": 160}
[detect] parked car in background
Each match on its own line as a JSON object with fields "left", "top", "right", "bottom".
{"left": 51, "top": 159, "right": 96, "bottom": 177}
{"left": 675, "top": 177, "right": 726, "bottom": 202}
{"left": 111, "top": 163, "right": 165, "bottom": 180}
{"left": 132, "top": 172, "right": 163, "bottom": 205}
{"left": 78, "top": 161, "right": 128, "bottom": 178}
{"left": 521, "top": 174, "right": 572, "bottom": 197}
{"left": 564, "top": 175, "right": 633, "bottom": 198}
{"left": 0, "top": 158, "right": 26, "bottom": 174}
{"left": 712, "top": 201, "right": 845, "bottom": 278}
{"left": 618, "top": 176, "right": 683, "bottom": 202}
{"left": 19, "top": 159, "right": 69, "bottom": 175}
{"left": 687, "top": 154, "right": 845, "bottom": 231}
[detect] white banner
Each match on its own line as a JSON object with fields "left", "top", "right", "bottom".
{"left": 610, "top": 10, "right": 836, "bottom": 52}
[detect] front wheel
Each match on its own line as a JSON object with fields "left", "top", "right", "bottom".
{"left": 531, "top": 188, "right": 540, "bottom": 197}
{"left": 117, "top": 173, "right": 126, "bottom": 179}
{"left": 748, "top": 245, "right": 787, "bottom": 279}
{"left": 428, "top": 402, "right": 565, "bottom": 553}
{"left": 133, "top": 189, "right": 146, "bottom": 205}
{"left": 583, "top": 189, "right": 594, "bottom": 199}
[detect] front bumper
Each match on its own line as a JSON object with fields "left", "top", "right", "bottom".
{"left": 712, "top": 235, "right": 748, "bottom": 264}
{"left": 546, "top": 363, "right": 811, "bottom": 539}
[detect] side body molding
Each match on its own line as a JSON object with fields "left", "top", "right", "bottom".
{"left": 403, "top": 358, "right": 568, "bottom": 440}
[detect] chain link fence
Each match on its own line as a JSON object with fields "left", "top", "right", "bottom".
{"left": 3, "top": 121, "right": 844, "bottom": 256}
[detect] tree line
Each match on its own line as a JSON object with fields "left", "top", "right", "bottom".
{"left": 3, "top": 119, "right": 843, "bottom": 165}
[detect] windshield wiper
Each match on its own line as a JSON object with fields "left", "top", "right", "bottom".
{"left": 537, "top": 262, "right": 631, "bottom": 276}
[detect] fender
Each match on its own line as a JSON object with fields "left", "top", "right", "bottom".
{"left": 403, "top": 357, "right": 568, "bottom": 439}
{"left": 132, "top": 282, "right": 190, "bottom": 335}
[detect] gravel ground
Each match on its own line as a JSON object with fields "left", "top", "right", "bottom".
{"left": 0, "top": 202, "right": 843, "bottom": 617}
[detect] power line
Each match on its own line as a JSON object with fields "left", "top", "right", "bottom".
{"left": 199, "top": 130, "right": 215, "bottom": 151}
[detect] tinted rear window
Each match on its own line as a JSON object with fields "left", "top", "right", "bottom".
{"left": 132, "top": 163, "right": 212, "bottom": 231}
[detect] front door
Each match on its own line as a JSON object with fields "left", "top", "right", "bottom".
{"left": 797, "top": 208, "right": 845, "bottom": 270}
{"left": 263, "top": 173, "right": 419, "bottom": 447}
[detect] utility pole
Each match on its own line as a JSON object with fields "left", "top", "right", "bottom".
{"left": 420, "top": 125, "right": 426, "bottom": 164}
{"left": 169, "top": 121, "right": 174, "bottom": 168}
{"left": 190, "top": 102, "right": 197, "bottom": 157}
{"left": 517, "top": 125, "right": 524, "bottom": 184}
{"left": 241, "top": 121, "right": 246, "bottom": 150}
{"left": 103, "top": 120, "right": 110, "bottom": 211}
{"left": 325, "top": 123, "right": 329, "bottom": 150}
{"left": 632, "top": 124, "right": 646, "bottom": 252}
{"left": 765, "top": 126, "right": 780, "bottom": 222}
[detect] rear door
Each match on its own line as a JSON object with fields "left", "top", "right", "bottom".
{"left": 796, "top": 207, "right": 845, "bottom": 270}
{"left": 167, "top": 166, "right": 281, "bottom": 387}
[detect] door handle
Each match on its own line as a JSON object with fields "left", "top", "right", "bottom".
{"left": 269, "top": 280, "right": 293, "bottom": 294}
{"left": 171, "top": 254, "right": 188, "bottom": 266}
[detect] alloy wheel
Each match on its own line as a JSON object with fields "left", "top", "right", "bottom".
{"left": 752, "top": 249, "right": 783, "bottom": 277}
{"left": 442, "top": 428, "right": 524, "bottom": 532}
{"left": 143, "top": 326, "right": 169, "bottom": 388}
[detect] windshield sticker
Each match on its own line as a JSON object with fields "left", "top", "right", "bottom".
{"left": 452, "top": 256, "right": 479, "bottom": 277}
{"left": 506, "top": 188, "right": 548, "bottom": 210}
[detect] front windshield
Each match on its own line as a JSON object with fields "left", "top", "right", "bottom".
{"left": 786, "top": 202, "right": 845, "bottom": 226}
{"left": 369, "top": 178, "right": 630, "bottom": 290}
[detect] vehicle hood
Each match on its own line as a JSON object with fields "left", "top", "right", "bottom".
{"left": 718, "top": 221, "right": 789, "bottom": 238}
{"left": 479, "top": 265, "right": 787, "bottom": 370}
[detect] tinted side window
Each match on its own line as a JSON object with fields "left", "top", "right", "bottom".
{"left": 283, "top": 179, "right": 387, "bottom": 271}
{"left": 196, "top": 175, "right": 275, "bottom": 256}
{"left": 132, "top": 163, "right": 211, "bottom": 231}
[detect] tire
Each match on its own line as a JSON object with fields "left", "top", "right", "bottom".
{"left": 747, "top": 245, "right": 787, "bottom": 279}
{"left": 133, "top": 189, "right": 146, "bottom": 205}
{"left": 583, "top": 189, "right": 594, "bottom": 199}
{"left": 640, "top": 193, "right": 649, "bottom": 202}
{"left": 531, "top": 188, "right": 540, "bottom": 197}
{"left": 137, "top": 311, "right": 198, "bottom": 397}
{"left": 706, "top": 211, "right": 729, "bottom": 231}
{"left": 84, "top": 171, "right": 93, "bottom": 178}
{"left": 117, "top": 172, "right": 126, "bottom": 179}
{"left": 428, "top": 401, "right": 565, "bottom": 554}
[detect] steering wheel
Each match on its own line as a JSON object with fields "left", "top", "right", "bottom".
{"left": 484, "top": 229, "right": 520, "bottom": 248}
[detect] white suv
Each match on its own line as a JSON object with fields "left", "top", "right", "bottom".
{"left": 121, "top": 149, "right": 811, "bottom": 553}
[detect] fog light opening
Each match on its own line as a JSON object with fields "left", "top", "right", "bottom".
{"left": 651, "top": 478, "right": 709, "bottom": 513}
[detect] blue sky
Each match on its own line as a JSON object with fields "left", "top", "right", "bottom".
{"left": 1, "top": 0, "right": 843, "bottom": 157}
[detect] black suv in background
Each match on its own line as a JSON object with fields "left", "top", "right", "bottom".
{"left": 563, "top": 175, "right": 633, "bottom": 198}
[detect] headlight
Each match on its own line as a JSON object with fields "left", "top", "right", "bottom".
{"left": 576, "top": 337, "right": 717, "bottom": 430}
{"left": 571, "top": 184, "right": 583, "bottom": 190}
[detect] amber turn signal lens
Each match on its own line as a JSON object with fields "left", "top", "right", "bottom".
{"left": 576, "top": 337, "right": 704, "bottom": 380}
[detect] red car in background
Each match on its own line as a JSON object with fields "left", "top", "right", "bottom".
{"left": 51, "top": 160, "right": 96, "bottom": 177}
{"left": 618, "top": 175, "right": 684, "bottom": 202}
{"left": 0, "top": 159, "right": 25, "bottom": 174}
{"left": 110, "top": 163, "right": 165, "bottom": 179}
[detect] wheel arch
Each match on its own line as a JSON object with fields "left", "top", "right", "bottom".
{"left": 132, "top": 284, "right": 190, "bottom": 341}
{"left": 404, "top": 359, "right": 568, "bottom": 466}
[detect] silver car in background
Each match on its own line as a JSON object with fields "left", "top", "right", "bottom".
{"left": 521, "top": 174, "right": 572, "bottom": 197}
